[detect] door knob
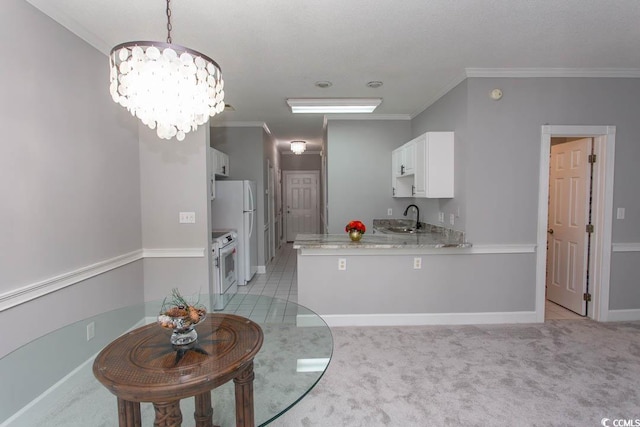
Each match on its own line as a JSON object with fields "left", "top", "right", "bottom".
{"left": 548, "top": 229, "right": 554, "bottom": 234}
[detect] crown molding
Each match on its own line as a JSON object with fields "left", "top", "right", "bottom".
{"left": 324, "top": 114, "right": 411, "bottom": 121}
{"left": 282, "top": 150, "right": 322, "bottom": 156}
{"left": 465, "top": 67, "right": 640, "bottom": 78}
{"left": 210, "top": 121, "right": 268, "bottom": 128}
{"left": 410, "top": 70, "right": 468, "bottom": 119}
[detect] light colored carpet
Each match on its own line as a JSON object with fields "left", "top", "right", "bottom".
{"left": 274, "top": 320, "right": 640, "bottom": 427}
{"left": 7, "top": 319, "right": 640, "bottom": 426}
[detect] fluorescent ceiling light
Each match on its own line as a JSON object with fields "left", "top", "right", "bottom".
{"left": 287, "top": 98, "right": 382, "bottom": 114}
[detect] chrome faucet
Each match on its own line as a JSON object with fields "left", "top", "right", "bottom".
{"left": 403, "top": 204, "right": 421, "bottom": 229}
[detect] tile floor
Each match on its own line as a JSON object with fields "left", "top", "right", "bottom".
{"left": 228, "top": 242, "right": 585, "bottom": 323}
{"left": 224, "top": 243, "right": 299, "bottom": 324}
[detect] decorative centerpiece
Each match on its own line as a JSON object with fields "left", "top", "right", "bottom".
{"left": 157, "top": 289, "right": 208, "bottom": 363}
{"left": 345, "top": 220, "right": 366, "bottom": 242}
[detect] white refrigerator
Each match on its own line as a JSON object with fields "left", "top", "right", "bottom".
{"left": 211, "top": 180, "right": 258, "bottom": 285}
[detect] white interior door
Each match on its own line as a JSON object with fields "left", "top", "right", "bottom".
{"left": 546, "top": 138, "right": 592, "bottom": 315}
{"left": 284, "top": 171, "right": 319, "bottom": 241}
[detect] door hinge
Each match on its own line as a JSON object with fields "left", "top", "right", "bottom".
{"left": 588, "top": 154, "right": 597, "bottom": 164}
{"left": 586, "top": 224, "right": 594, "bottom": 233}
{"left": 583, "top": 292, "right": 592, "bottom": 302}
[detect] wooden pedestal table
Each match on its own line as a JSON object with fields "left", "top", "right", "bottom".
{"left": 93, "top": 314, "right": 263, "bottom": 427}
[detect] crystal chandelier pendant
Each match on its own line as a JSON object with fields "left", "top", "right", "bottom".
{"left": 290, "top": 141, "right": 306, "bottom": 155}
{"left": 109, "top": 1, "right": 224, "bottom": 141}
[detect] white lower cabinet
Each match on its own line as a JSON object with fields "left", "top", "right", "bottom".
{"left": 392, "top": 131, "right": 454, "bottom": 198}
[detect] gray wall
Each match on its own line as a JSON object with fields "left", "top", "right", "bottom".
{"left": 280, "top": 153, "right": 322, "bottom": 171}
{"left": 139, "top": 124, "right": 211, "bottom": 301}
{"left": 211, "top": 126, "right": 268, "bottom": 267}
{"left": 413, "top": 76, "right": 640, "bottom": 311}
{"left": 326, "top": 120, "right": 412, "bottom": 233}
{"left": 0, "top": 0, "right": 143, "bottom": 357}
{"left": 412, "top": 80, "right": 469, "bottom": 229}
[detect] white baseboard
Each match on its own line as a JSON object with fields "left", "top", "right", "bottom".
{"left": 606, "top": 309, "right": 640, "bottom": 322}
{"left": 257, "top": 266, "right": 266, "bottom": 274}
{"left": 298, "top": 311, "right": 539, "bottom": 327}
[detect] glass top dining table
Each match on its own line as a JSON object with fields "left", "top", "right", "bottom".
{"left": 0, "top": 294, "right": 333, "bottom": 427}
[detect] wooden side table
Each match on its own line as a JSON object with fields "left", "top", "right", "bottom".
{"left": 93, "top": 314, "right": 263, "bottom": 427}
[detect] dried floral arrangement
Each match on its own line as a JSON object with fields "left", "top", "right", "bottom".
{"left": 157, "top": 288, "right": 206, "bottom": 330}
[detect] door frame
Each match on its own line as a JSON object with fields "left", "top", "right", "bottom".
{"left": 536, "top": 125, "right": 616, "bottom": 322}
{"left": 283, "top": 170, "right": 320, "bottom": 241}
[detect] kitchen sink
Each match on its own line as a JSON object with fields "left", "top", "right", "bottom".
{"left": 380, "top": 226, "right": 428, "bottom": 234}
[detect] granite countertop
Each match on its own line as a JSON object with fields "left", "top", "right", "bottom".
{"left": 293, "top": 220, "right": 471, "bottom": 249}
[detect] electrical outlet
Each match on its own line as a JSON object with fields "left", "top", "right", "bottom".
{"left": 179, "top": 212, "right": 196, "bottom": 223}
{"left": 413, "top": 257, "right": 422, "bottom": 269}
{"left": 387, "top": 208, "right": 393, "bottom": 216}
{"left": 338, "top": 258, "right": 347, "bottom": 271}
{"left": 449, "top": 214, "right": 455, "bottom": 225}
{"left": 438, "top": 212, "right": 444, "bottom": 223}
{"left": 86, "top": 322, "right": 95, "bottom": 341}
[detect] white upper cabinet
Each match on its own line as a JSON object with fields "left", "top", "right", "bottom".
{"left": 392, "top": 139, "right": 416, "bottom": 177}
{"left": 392, "top": 132, "right": 454, "bottom": 198}
{"left": 211, "top": 147, "right": 229, "bottom": 177}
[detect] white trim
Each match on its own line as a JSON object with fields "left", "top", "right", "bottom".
{"left": 0, "top": 250, "right": 143, "bottom": 312}
{"left": 612, "top": 243, "right": 640, "bottom": 252}
{"left": 282, "top": 150, "right": 322, "bottom": 156}
{"left": 411, "top": 70, "right": 469, "bottom": 119}
{"left": 257, "top": 266, "right": 266, "bottom": 274}
{"left": 606, "top": 309, "right": 640, "bottom": 322}
{"left": 465, "top": 68, "right": 640, "bottom": 78}
{"left": 303, "top": 311, "right": 538, "bottom": 327}
{"left": 210, "top": 121, "right": 267, "bottom": 128}
{"left": 142, "top": 247, "right": 206, "bottom": 258}
{"left": 324, "top": 114, "right": 411, "bottom": 121}
{"left": 297, "top": 244, "right": 535, "bottom": 257}
{"left": 537, "top": 126, "right": 616, "bottom": 323}
{"left": 24, "top": 0, "right": 111, "bottom": 55}
{"left": 0, "top": 316, "right": 147, "bottom": 427}
{"left": 0, "top": 248, "right": 206, "bottom": 312}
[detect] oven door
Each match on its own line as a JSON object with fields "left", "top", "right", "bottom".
{"left": 218, "top": 242, "right": 238, "bottom": 294}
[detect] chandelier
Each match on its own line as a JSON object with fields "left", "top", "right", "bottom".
{"left": 290, "top": 141, "right": 307, "bottom": 155}
{"left": 109, "top": 0, "right": 224, "bottom": 141}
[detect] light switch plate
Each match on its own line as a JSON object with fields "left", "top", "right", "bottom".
{"left": 387, "top": 208, "right": 393, "bottom": 216}
{"left": 617, "top": 207, "right": 625, "bottom": 219}
{"left": 438, "top": 212, "right": 444, "bottom": 223}
{"left": 179, "top": 212, "right": 196, "bottom": 223}
{"left": 449, "top": 214, "right": 455, "bottom": 225}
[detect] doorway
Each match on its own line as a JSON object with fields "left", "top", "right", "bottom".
{"left": 546, "top": 137, "right": 592, "bottom": 316}
{"left": 536, "top": 126, "right": 616, "bottom": 322}
{"left": 283, "top": 170, "right": 320, "bottom": 242}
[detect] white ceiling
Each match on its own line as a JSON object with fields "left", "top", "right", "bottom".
{"left": 26, "top": 0, "right": 640, "bottom": 151}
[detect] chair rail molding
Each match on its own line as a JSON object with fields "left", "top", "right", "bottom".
{"left": 0, "top": 248, "right": 205, "bottom": 312}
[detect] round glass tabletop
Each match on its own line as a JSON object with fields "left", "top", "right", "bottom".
{"left": 0, "top": 294, "right": 333, "bottom": 427}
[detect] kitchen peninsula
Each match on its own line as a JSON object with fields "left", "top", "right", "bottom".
{"left": 294, "top": 221, "right": 537, "bottom": 327}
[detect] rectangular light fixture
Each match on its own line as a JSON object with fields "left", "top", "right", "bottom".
{"left": 287, "top": 98, "right": 382, "bottom": 114}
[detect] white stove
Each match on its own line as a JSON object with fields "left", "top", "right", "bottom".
{"left": 211, "top": 230, "right": 238, "bottom": 310}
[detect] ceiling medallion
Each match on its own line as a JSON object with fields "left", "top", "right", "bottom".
{"left": 109, "top": 0, "right": 224, "bottom": 141}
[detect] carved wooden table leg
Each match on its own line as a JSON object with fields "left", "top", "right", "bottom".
{"left": 233, "top": 362, "right": 256, "bottom": 427}
{"left": 117, "top": 398, "right": 141, "bottom": 427}
{"left": 152, "top": 401, "right": 183, "bottom": 427}
{"left": 194, "top": 392, "right": 217, "bottom": 427}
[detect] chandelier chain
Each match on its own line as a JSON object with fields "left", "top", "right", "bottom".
{"left": 166, "top": 0, "right": 173, "bottom": 44}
